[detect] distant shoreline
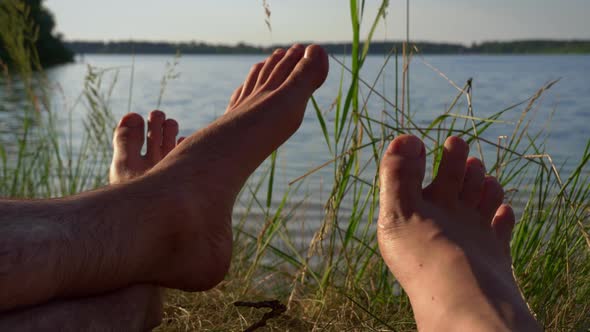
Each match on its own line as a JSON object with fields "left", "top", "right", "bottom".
{"left": 65, "top": 40, "right": 590, "bottom": 55}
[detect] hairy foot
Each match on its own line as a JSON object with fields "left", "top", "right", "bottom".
{"left": 110, "top": 111, "right": 183, "bottom": 184}
{"left": 0, "top": 46, "right": 327, "bottom": 313}
{"left": 117, "top": 44, "right": 329, "bottom": 291}
{"left": 377, "top": 135, "right": 540, "bottom": 331}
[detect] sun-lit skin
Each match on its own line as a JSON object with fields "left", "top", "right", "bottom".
{"left": 109, "top": 72, "right": 243, "bottom": 185}
{"left": 109, "top": 111, "right": 182, "bottom": 184}
{"left": 14, "top": 71, "right": 241, "bottom": 332}
{"left": 378, "top": 135, "right": 540, "bottom": 331}
{"left": 0, "top": 43, "right": 329, "bottom": 314}
{"left": 0, "top": 44, "right": 541, "bottom": 331}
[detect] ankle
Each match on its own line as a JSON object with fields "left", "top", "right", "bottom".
{"left": 129, "top": 172, "right": 233, "bottom": 291}
{"left": 57, "top": 184, "right": 175, "bottom": 293}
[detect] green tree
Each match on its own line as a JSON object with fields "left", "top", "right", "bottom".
{"left": 0, "top": 0, "right": 73, "bottom": 69}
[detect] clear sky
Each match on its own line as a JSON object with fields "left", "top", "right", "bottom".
{"left": 45, "top": 0, "right": 590, "bottom": 45}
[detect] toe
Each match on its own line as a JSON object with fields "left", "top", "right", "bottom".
{"left": 227, "top": 85, "right": 243, "bottom": 112}
{"left": 460, "top": 157, "right": 486, "bottom": 208}
{"left": 255, "top": 48, "right": 287, "bottom": 89}
{"left": 492, "top": 204, "right": 515, "bottom": 254}
{"left": 478, "top": 176, "right": 505, "bottom": 223}
{"left": 237, "top": 62, "right": 265, "bottom": 103}
{"left": 274, "top": 44, "right": 329, "bottom": 95}
{"left": 378, "top": 135, "right": 426, "bottom": 227}
{"left": 427, "top": 136, "right": 469, "bottom": 206}
{"left": 113, "top": 113, "right": 145, "bottom": 159}
{"left": 161, "top": 118, "right": 179, "bottom": 156}
{"left": 263, "top": 44, "right": 307, "bottom": 90}
{"left": 146, "top": 110, "right": 166, "bottom": 162}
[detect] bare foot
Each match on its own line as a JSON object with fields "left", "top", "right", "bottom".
{"left": 60, "top": 44, "right": 328, "bottom": 295}
{"left": 110, "top": 111, "right": 182, "bottom": 184}
{"left": 137, "top": 44, "right": 328, "bottom": 291}
{"left": 110, "top": 78, "right": 262, "bottom": 184}
{"left": 0, "top": 45, "right": 328, "bottom": 312}
{"left": 377, "top": 135, "right": 540, "bottom": 331}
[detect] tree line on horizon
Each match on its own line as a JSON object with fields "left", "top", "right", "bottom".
{"left": 66, "top": 40, "right": 590, "bottom": 56}
{"left": 2, "top": 0, "right": 589, "bottom": 70}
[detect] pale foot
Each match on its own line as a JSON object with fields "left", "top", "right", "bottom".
{"left": 377, "top": 135, "right": 540, "bottom": 331}
{"left": 110, "top": 110, "right": 183, "bottom": 184}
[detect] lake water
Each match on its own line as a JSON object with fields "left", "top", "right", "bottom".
{"left": 1, "top": 54, "right": 589, "bottom": 228}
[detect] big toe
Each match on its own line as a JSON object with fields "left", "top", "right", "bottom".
{"left": 378, "top": 135, "right": 426, "bottom": 229}
{"left": 113, "top": 113, "right": 145, "bottom": 161}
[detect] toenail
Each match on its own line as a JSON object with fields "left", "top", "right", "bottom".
{"left": 467, "top": 158, "right": 486, "bottom": 171}
{"left": 291, "top": 44, "right": 305, "bottom": 51}
{"left": 150, "top": 110, "right": 165, "bottom": 120}
{"left": 274, "top": 48, "right": 285, "bottom": 54}
{"left": 164, "top": 119, "right": 178, "bottom": 129}
{"left": 120, "top": 113, "right": 143, "bottom": 127}
{"left": 304, "top": 45, "right": 321, "bottom": 59}
{"left": 444, "top": 136, "right": 468, "bottom": 150}
{"left": 388, "top": 136, "right": 424, "bottom": 159}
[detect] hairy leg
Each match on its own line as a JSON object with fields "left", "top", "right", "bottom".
{"left": 0, "top": 285, "right": 161, "bottom": 332}
{"left": 377, "top": 135, "right": 540, "bottom": 331}
{"left": 0, "top": 113, "right": 183, "bottom": 329}
{"left": 0, "top": 44, "right": 329, "bottom": 311}
{"left": 0, "top": 191, "right": 171, "bottom": 311}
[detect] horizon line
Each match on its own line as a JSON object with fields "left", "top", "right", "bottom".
{"left": 63, "top": 38, "right": 590, "bottom": 47}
